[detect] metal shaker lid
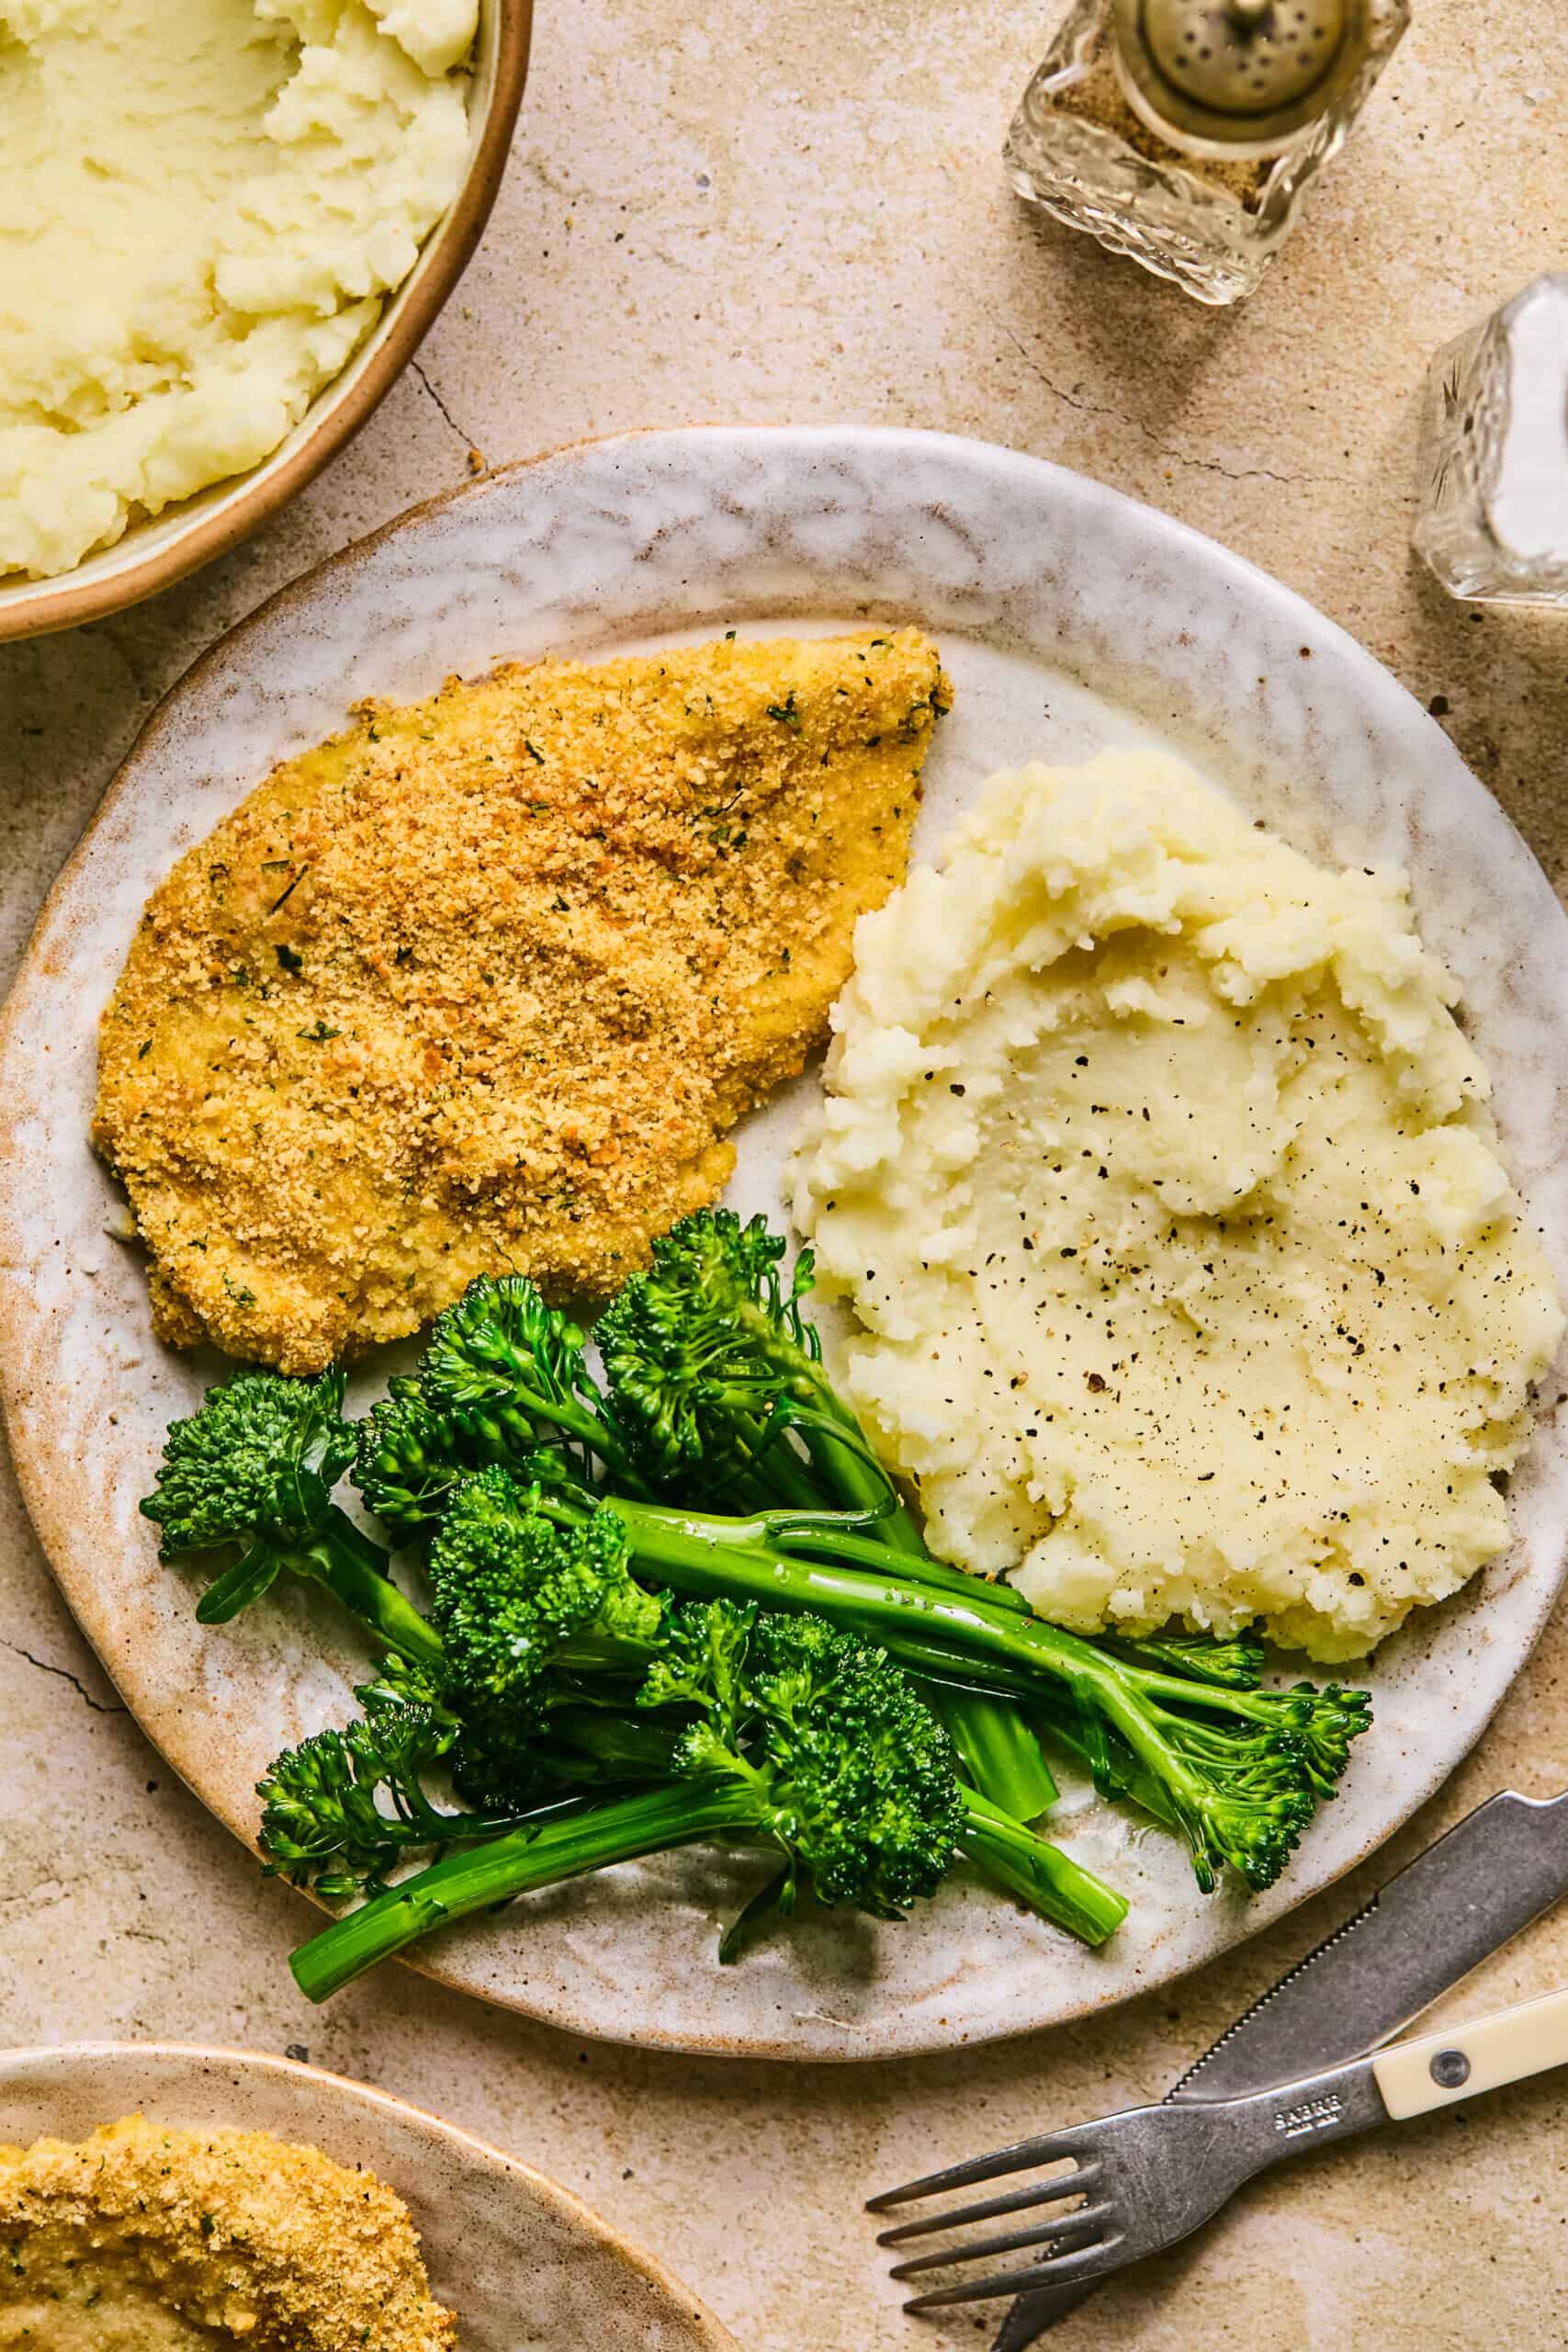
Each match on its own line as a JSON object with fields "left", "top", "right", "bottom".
{"left": 1111, "top": 0, "right": 1366, "bottom": 152}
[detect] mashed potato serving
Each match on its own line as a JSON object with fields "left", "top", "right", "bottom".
{"left": 790, "top": 750, "right": 1564, "bottom": 1663}
{"left": 0, "top": 0, "right": 476, "bottom": 582}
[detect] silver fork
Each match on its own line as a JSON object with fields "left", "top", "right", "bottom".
{"left": 868, "top": 1981, "right": 1568, "bottom": 2312}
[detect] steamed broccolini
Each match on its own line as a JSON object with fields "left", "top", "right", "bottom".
{"left": 141, "top": 1208, "right": 1373, "bottom": 2000}
{"left": 286, "top": 1594, "right": 1127, "bottom": 2004}
{"left": 355, "top": 1212, "right": 1369, "bottom": 1892}
{"left": 141, "top": 1369, "right": 440, "bottom": 1666}
{"left": 262, "top": 1472, "right": 1126, "bottom": 1983}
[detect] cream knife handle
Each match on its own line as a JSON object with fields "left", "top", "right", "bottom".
{"left": 1372, "top": 1984, "right": 1568, "bottom": 2121}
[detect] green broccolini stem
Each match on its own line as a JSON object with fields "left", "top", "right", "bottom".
{"left": 930, "top": 1688, "right": 1057, "bottom": 1822}
{"left": 649, "top": 1505, "right": 1043, "bottom": 1618}
{"left": 487, "top": 1342, "right": 656, "bottom": 1499}
{"left": 785, "top": 1374, "right": 929, "bottom": 1555}
{"left": 198, "top": 1505, "right": 444, "bottom": 1669}
{"left": 558, "top": 1496, "right": 1075, "bottom": 1677}
{"left": 484, "top": 1383, "right": 653, "bottom": 1497}
{"left": 541, "top": 1707, "right": 684, "bottom": 1781}
{"left": 1021, "top": 1697, "right": 1185, "bottom": 1834}
{"left": 537, "top": 1392, "right": 652, "bottom": 1495}
{"left": 542, "top": 1496, "right": 1299, "bottom": 1864}
{"left": 956, "top": 1786, "right": 1127, "bottom": 1947}
{"left": 713, "top": 1398, "right": 834, "bottom": 1512}
{"left": 289, "top": 1781, "right": 782, "bottom": 2003}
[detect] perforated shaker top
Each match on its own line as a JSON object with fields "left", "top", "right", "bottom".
{"left": 1111, "top": 0, "right": 1365, "bottom": 149}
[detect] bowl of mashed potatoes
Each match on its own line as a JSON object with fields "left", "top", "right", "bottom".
{"left": 0, "top": 0, "right": 530, "bottom": 641}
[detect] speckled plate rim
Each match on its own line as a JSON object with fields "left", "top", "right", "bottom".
{"left": 0, "top": 2041, "right": 738, "bottom": 2348}
{"left": 3, "top": 424, "right": 1567, "bottom": 2062}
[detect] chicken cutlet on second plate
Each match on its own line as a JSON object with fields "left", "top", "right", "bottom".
{"left": 94, "top": 628, "right": 950, "bottom": 1373}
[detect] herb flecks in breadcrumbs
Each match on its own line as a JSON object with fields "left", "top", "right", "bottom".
{"left": 95, "top": 629, "right": 949, "bottom": 1371}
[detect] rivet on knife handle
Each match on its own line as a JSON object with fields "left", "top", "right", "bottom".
{"left": 1170, "top": 1787, "right": 1568, "bottom": 2104}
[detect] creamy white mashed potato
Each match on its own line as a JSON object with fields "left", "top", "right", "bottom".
{"left": 0, "top": 0, "right": 476, "bottom": 581}
{"left": 790, "top": 751, "right": 1564, "bottom": 1662}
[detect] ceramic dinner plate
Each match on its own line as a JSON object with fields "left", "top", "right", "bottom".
{"left": 0, "top": 2042, "right": 735, "bottom": 2348}
{"left": 4, "top": 425, "right": 1568, "bottom": 2061}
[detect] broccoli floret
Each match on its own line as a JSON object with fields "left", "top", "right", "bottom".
{"left": 418, "top": 1273, "right": 646, "bottom": 1493}
{"left": 257, "top": 1662, "right": 468, "bottom": 1898}
{"left": 1044, "top": 1667, "right": 1372, "bottom": 1894}
{"left": 351, "top": 1378, "right": 497, "bottom": 1544}
{"left": 1114, "top": 1628, "right": 1267, "bottom": 1690}
{"left": 143, "top": 1369, "right": 355, "bottom": 1555}
{"left": 1141, "top": 1677, "right": 1371, "bottom": 1892}
{"left": 1279, "top": 1679, "right": 1372, "bottom": 1799}
{"left": 636, "top": 1586, "right": 755, "bottom": 1735}
{"left": 428, "top": 1467, "right": 665, "bottom": 1710}
{"left": 141, "top": 1370, "right": 440, "bottom": 1665}
{"left": 423, "top": 1466, "right": 666, "bottom": 1810}
{"left": 598, "top": 1211, "right": 814, "bottom": 1485}
{"left": 707, "top": 1607, "right": 964, "bottom": 1917}
{"left": 599, "top": 1209, "right": 880, "bottom": 1515}
{"left": 637, "top": 1600, "right": 969, "bottom": 1919}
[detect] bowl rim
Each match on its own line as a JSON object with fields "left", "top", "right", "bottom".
{"left": 0, "top": 2039, "right": 739, "bottom": 2349}
{"left": 0, "top": 0, "right": 533, "bottom": 647}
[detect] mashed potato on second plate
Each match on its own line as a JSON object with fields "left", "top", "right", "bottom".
{"left": 790, "top": 750, "right": 1564, "bottom": 1663}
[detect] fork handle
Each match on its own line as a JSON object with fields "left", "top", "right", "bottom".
{"left": 1372, "top": 1984, "right": 1568, "bottom": 2121}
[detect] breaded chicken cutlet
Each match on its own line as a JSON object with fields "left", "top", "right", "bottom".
{"left": 95, "top": 628, "right": 951, "bottom": 1372}
{"left": 0, "top": 2115, "right": 454, "bottom": 2350}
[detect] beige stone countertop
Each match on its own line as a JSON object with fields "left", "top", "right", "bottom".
{"left": 5, "top": 3, "right": 1568, "bottom": 2346}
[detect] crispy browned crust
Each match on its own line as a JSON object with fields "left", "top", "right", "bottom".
{"left": 93, "top": 628, "right": 948, "bottom": 1372}
{"left": 0, "top": 2116, "right": 456, "bottom": 2348}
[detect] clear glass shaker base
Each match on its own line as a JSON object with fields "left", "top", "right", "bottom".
{"left": 1413, "top": 275, "right": 1568, "bottom": 607}
{"left": 1004, "top": 0, "right": 1410, "bottom": 308}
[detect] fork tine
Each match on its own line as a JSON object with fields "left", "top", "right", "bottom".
{"left": 887, "top": 2199, "right": 1116, "bottom": 2280}
{"left": 865, "top": 2127, "right": 1089, "bottom": 2213}
{"left": 901, "top": 2233, "right": 1125, "bottom": 2314}
{"left": 874, "top": 2162, "right": 1101, "bottom": 2246}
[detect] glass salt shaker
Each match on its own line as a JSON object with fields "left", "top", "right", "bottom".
{"left": 1005, "top": 0, "right": 1410, "bottom": 306}
{"left": 1413, "top": 275, "right": 1568, "bottom": 607}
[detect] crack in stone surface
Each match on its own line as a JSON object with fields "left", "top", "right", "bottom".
{"left": 994, "top": 321, "right": 1333, "bottom": 490}
{"left": 411, "top": 359, "right": 481, "bottom": 459}
{"left": 2, "top": 1639, "right": 126, "bottom": 1715}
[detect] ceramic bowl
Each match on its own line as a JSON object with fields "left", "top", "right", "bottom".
{"left": 0, "top": 2042, "right": 737, "bottom": 2350}
{"left": 0, "top": 0, "right": 531, "bottom": 646}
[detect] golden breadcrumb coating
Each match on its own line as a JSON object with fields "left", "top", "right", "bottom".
{"left": 94, "top": 628, "right": 949, "bottom": 1372}
{"left": 0, "top": 2115, "right": 455, "bottom": 2348}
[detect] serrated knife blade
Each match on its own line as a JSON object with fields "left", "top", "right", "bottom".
{"left": 992, "top": 1788, "right": 1568, "bottom": 2351}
